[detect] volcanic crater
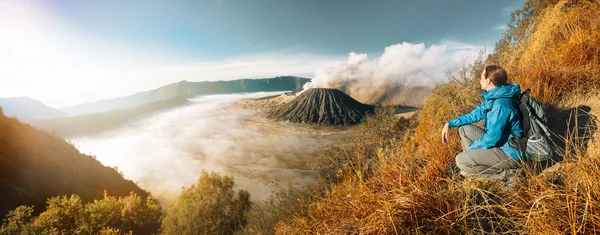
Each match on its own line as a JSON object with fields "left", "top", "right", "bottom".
{"left": 267, "top": 88, "right": 375, "bottom": 125}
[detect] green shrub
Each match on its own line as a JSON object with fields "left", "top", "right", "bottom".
{"left": 0, "top": 205, "right": 35, "bottom": 235}
{"left": 0, "top": 192, "right": 162, "bottom": 235}
{"left": 161, "top": 171, "right": 251, "bottom": 235}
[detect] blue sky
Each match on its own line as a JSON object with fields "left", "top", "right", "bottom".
{"left": 0, "top": 0, "right": 524, "bottom": 107}
{"left": 42, "top": 0, "right": 521, "bottom": 58}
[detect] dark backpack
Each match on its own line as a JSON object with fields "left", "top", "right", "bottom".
{"left": 511, "top": 89, "right": 553, "bottom": 161}
{"left": 485, "top": 89, "right": 553, "bottom": 161}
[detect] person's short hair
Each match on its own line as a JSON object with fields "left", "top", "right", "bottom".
{"left": 484, "top": 65, "right": 508, "bottom": 86}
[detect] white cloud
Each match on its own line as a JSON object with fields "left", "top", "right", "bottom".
{"left": 304, "top": 41, "right": 486, "bottom": 104}
{"left": 0, "top": 1, "right": 340, "bottom": 108}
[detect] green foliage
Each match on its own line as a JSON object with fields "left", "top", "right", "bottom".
{"left": 0, "top": 206, "right": 34, "bottom": 234}
{"left": 161, "top": 171, "right": 251, "bottom": 235}
{"left": 36, "top": 195, "right": 86, "bottom": 234}
{"left": 84, "top": 191, "right": 162, "bottom": 233}
{"left": 0, "top": 192, "right": 161, "bottom": 235}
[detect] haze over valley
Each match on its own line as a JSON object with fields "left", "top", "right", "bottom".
{"left": 70, "top": 91, "right": 352, "bottom": 203}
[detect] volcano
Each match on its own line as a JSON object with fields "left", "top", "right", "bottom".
{"left": 267, "top": 88, "right": 375, "bottom": 125}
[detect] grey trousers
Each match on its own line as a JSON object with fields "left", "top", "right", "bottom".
{"left": 455, "top": 125, "right": 519, "bottom": 180}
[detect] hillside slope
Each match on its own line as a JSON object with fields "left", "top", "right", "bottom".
{"left": 32, "top": 96, "right": 189, "bottom": 137}
{"left": 0, "top": 97, "right": 67, "bottom": 121}
{"left": 274, "top": 1, "right": 600, "bottom": 234}
{"left": 64, "top": 76, "right": 310, "bottom": 115}
{"left": 0, "top": 108, "right": 148, "bottom": 218}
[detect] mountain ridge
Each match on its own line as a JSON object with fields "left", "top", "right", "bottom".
{"left": 32, "top": 96, "right": 190, "bottom": 137}
{"left": 0, "top": 97, "right": 67, "bottom": 121}
{"left": 63, "top": 76, "right": 310, "bottom": 115}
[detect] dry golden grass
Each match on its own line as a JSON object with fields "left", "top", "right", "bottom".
{"left": 500, "top": 0, "right": 600, "bottom": 103}
{"left": 275, "top": 86, "right": 600, "bottom": 235}
{"left": 273, "top": 0, "right": 600, "bottom": 234}
{"left": 558, "top": 94, "right": 600, "bottom": 156}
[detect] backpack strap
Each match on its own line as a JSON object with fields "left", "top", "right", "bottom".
{"left": 484, "top": 99, "right": 496, "bottom": 114}
{"left": 534, "top": 118, "right": 552, "bottom": 137}
{"left": 518, "top": 89, "right": 551, "bottom": 136}
{"left": 509, "top": 130, "right": 527, "bottom": 158}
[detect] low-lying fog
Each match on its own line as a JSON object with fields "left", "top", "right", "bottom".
{"left": 71, "top": 92, "right": 352, "bottom": 204}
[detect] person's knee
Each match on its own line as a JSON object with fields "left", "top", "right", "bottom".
{"left": 455, "top": 153, "right": 470, "bottom": 170}
{"left": 458, "top": 125, "right": 467, "bottom": 138}
{"left": 458, "top": 125, "right": 474, "bottom": 139}
{"left": 459, "top": 124, "right": 476, "bottom": 133}
{"left": 456, "top": 152, "right": 480, "bottom": 175}
{"left": 459, "top": 124, "right": 483, "bottom": 141}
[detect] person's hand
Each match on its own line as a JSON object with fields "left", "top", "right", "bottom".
{"left": 441, "top": 123, "right": 450, "bottom": 144}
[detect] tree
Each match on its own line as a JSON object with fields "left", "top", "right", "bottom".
{"left": 0, "top": 192, "right": 162, "bottom": 234}
{"left": 161, "top": 171, "right": 251, "bottom": 235}
{"left": 0, "top": 205, "right": 34, "bottom": 234}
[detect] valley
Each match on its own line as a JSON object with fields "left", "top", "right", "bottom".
{"left": 70, "top": 92, "right": 356, "bottom": 204}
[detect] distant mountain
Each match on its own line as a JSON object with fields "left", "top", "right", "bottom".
{"left": 33, "top": 96, "right": 190, "bottom": 137}
{"left": 0, "top": 97, "right": 67, "bottom": 121}
{"left": 0, "top": 108, "right": 148, "bottom": 218}
{"left": 63, "top": 76, "right": 311, "bottom": 115}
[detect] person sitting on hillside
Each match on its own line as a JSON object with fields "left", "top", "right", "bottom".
{"left": 441, "top": 65, "right": 523, "bottom": 182}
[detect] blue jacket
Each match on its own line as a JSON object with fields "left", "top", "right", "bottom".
{"left": 447, "top": 84, "right": 524, "bottom": 160}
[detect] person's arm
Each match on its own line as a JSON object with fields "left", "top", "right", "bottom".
{"left": 469, "top": 102, "right": 510, "bottom": 149}
{"left": 447, "top": 102, "right": 486, "bottom": 128}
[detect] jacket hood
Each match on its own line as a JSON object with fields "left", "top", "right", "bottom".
{"left": 482, "top": 83, "right": 521, "bottom": 100}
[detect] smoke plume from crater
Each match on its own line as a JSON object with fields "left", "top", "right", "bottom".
{"left": 303, "top": 41, "right": 484, "bottom": 105}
